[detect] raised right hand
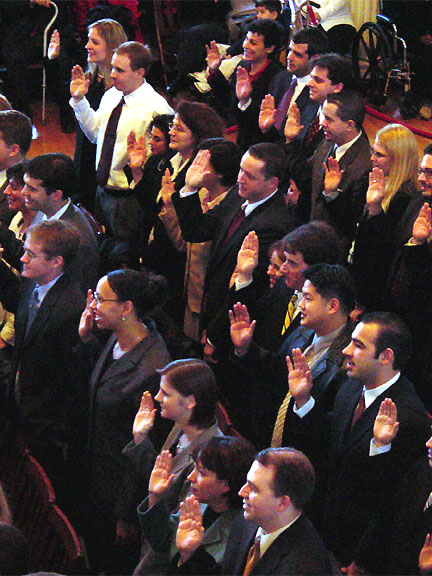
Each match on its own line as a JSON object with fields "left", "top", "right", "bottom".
{"left": 229, "top": 302, "right": 256, "bottom": 355}
{"left": 185, "top": 149, "right": 213, "bottom": 190}
{"left": 70, "top": 65, "right": 90, "bottom": 99}
{"left": 148, "top": 450, "right": 175, "bottom": 497}
{"left": 236, "top": 231, "right": 259, "bottom": 281}
{"left": 176, "top": 496, "right": 205, "bottom": 564}
{"left": 127, "top": 130, "right": 147, "bottom": 170}
{"left": 259, "top": 94, "right": 276, "bottom": 132}
{"left": 48, "top": 29, "right": 60, "bottom": 60}
{"left": 286, "top": 348, "right": 313, "bottom": 406}
{"left": 206, "top": 41, "right": 222, "bottom": 70}
{"left": 78, "top": 289, "right": 95, "bottom": 342}
{"left": 133, "top": 391, "right": 157, "bottom": 443}
{"left": 412, "top": 202, "right": 432, "bottom": 244}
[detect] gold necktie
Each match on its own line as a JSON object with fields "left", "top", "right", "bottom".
{"left": 243, "top": 536, "right": 261, "bottom": 576}
{"left": 281, "top": 293, "right": 298, "bottom": 335}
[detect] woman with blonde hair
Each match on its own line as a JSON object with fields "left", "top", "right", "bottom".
{"left": 350, "top": 123, "right": 420, "bottom": 311}
{"left": 71, "top": 18, "right": 128, "bottom": 211}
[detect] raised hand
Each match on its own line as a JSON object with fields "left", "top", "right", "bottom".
{"left": 236, "top": 231, "right": 259, "bottom": 283}
{"left": 373, "top": 398, "right": 399, "bottom": 447}
{"left": 133, "top": 391, "right": 156, "bottom": 444}
{"left": 185, "top": 149, "right": 212, "bottom": 191}
{"left": 48, "top": 29, "right": 60, "bottom": 60}
{"left": 259, "top": 94, "right": 276, "bottom": 132}
{"left": 229, "top": 302, "right": 256, "bottom": 355}
{"left": 412, "top": 202, "right": 432, "bottom": 244}
{"left": 127, "top": 130, "right": 147, "bottom": 170}
{"left": 284, "top": 102, "right": 304, "bottom": 142}
{"left": 285, "top": 179, "right": 301, "bottom": 207}
{"left": 366, "top": 167, "right": 385, "bottom": 215}
{"left": 419, "top": 533, "right": 432, "bottom": 573}
{"left": 176, "top": 496, "right": 205, "bottom": 564}
{"left": 236, "top": 66, "right": 252, "bottom": 104}
{"left": 148, "top": 450, "right": 175, "bottom": 504}
{"left": 70, "top": 65, "right": 90, "bottom": 99}
{"left": 206, "top": 41, "right": 222, "bottom": 70}
{"left": 78, "top": 289, "right": 95, "bottom": 343}
{"left": 286, "top": 348, "right": 313, "bottom": 407}
{"left": 323, "top": 156, "right": 344, "bottom": 195}
{"left": 160, "top": 168, "right": 176, "bottom": 205}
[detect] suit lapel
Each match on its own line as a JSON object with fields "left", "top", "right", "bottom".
{"left": 23, "top": 275, "right": 67, "bottom": 344}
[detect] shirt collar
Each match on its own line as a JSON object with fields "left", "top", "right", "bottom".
{"left": 241, "top": 189, "right": 278, "bottom": 216}
{"left": 363, "top": 373, "right": 401, "bottom": 409}
{"left": 122, "top": 79, "right": 147, "bottom": 105}
{"left": 35, "top": 273, "right": 63, "bottom": 306}
{"left": 256, "top": 512, "right": 302, "bottom": 556}
{"left": 42, "top": 199, "right": 71, "bottom": 221}
{"left": 310, "top": 323, "right": 345, "bottom": 355}
{"left": 334, "top": 131, "right": 362, "bottom": 162}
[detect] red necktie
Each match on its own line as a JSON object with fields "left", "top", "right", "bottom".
{"left": 96, "top": 97, "right": 125, "bottom": 186}
{"left": 274, "top": 78, "right": 297, "bottom": 133}
{"left": 304, "top": 114, "right": 321, "bottom": 147}
{"left": 222, "top": 206, "right": 246, "bottom": 246}
{"left": 350, "top": 392, "right": 365, "bottom": 430}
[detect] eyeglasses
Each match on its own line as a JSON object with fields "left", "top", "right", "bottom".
{"left": 92, "top": 292, "right": 120, "bottom": 305}
{"left": 418, "top": 167, "right": 432, "bottom": 179}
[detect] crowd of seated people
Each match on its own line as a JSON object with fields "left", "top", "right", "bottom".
{"left": 2, "top": 2, "right": 432, "bottom": 576}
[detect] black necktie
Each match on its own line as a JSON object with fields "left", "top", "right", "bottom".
{"left": 96, "top": 97, "right": 125, "bottom": 186}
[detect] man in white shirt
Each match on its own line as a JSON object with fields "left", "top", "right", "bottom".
{"left": 70, "top": 41, "right": 173, "bottom": 259}
{"left": 287, "top": 311, "right": 430, "bottom": 572}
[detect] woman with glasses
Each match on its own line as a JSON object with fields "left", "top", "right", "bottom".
{"left": 349, "top": 123, "right": 421, "bottom": 312}
{"left": 77, "top": 268, "right": 171, "bottom": 574}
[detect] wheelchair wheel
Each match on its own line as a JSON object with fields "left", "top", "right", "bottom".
{"left": 352, "top": 21, "right": 393, "bottom": 105}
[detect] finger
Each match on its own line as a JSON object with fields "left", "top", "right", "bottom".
{"left": 86, "top": 288, "right": 94, "bottom": 307}
{"left": 286, "top": 355, "right": 293, "bottom": 372}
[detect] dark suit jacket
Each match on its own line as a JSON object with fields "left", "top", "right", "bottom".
{"left": 208, "top": 59, "right": 283, "bottom": 152}
{"left": 172, "top": 187, "right": 293, "bottom": 334}
{"left": 310, "top": 132, "right": 372, "bottom": 255}
{"left": 86, "top": 328, "right": 171, "bottom": 507}
{"left": 173, "top": 513, "right": 331, "bottom": 575}
{"left": 0, "top": 202, "right": 100, "bottom": 291}
{"left": 8, "top": 273, "right": 86, "bottom": 448}
{"left": 294, "top": 375, "right": 430, "bottom": 565}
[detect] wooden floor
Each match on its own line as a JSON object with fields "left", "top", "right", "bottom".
{"left": 29, "top": 99, "right": 432, "bottom": 161}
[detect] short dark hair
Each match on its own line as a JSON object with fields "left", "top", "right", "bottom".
{"left": 0, "top": 110, "right": 32, "bottom": 155}
{"left": 149, "top": 113, "right": 174, "bottom": 148}
{"left": 255, "top": 0, "right": 282, "bottom": 15}
{"left": 303, "top": 263, "right": 355, "bottom": 315}
{"left": 424, "top": 143, "right": 432, "bottom": 155}
{"left": 107, "top": 269, "right": 168, "bottom": 319}
{"left": 326, "top": 91, "right": 365, "bottom": 131}
{"left": 26, "top": 220, "right": 80, "bottom": 269}
{"left": 115, "top": 41, "right": 152, "bottom": 72}
{"left": 176, "top": 101, "right": 225, "bottom": 147}
{"left": 361, "top": 311, "right": 412, "bottom": 371}
{"left": 256, "top": 447, "right": 315, "bottom": 510}
{"left": 292, "top": 27, "right": 329, "bottom": 57}
{"left": 248, "top": 142, "right": 286, "bottom": 181}
{"left": 247, "top": 18, "right": 282, "bottom": 52}
{"left": 6, "top": 159, "right": 29, "bottom": 187}
{"left": 281, "top": 221, "right": 341, "bottom": 265}
{"left": 310, "top": 53, "right": 353, "bottom": 88}
{"left": 194, "top": 436, "right": 256, "bottom": 508}
{"left": 268, "top": 238, "right": 285, "bottom": 260}
{"left": 197, "top": 138, "right": 241, "bottom": 186}
{"left": 25, "top": 153, "right": 78, "bottom": 200}
{"left": 158, "top": 359, "right": 219, "bottom": 428}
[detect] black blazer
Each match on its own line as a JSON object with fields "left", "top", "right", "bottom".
{"left": 172, "top": 187, "right": 293, "bottom": 333}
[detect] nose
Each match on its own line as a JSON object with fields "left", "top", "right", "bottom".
{"left": 4, "top": 184, "right": 12, "bottom": 197}
{"left": 237, "top": 169, "right": 246, "bottom": 184}
{"left": 89, "top": 296, "right": 98, "bottom": 310}
{"left": 243, "top": 38, "right": 251, "bottom": 50}
{"left": 187, "top": 467, "right": 198, "bottom": 483}
{"left": 85, "top": 40, "right": 91, "bottom": 50}
{"left": 419, "top": 171, "right": 426, "bottom": 183}
{"left": 20, "top": 251, "right": 29, "bottom": 264}
{"left": 238, "top": 483, "right": 249, "bottom": 498}
{"left": 343, "top": 342, "right": 353, "bottom": 356}
{"left": 155, "top": 389, "right": 162, "bottom": 403}
{"left": 299, "top": 298, "right": 305, "bottom": 311}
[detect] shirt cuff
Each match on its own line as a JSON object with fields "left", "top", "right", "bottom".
{"left": 235, "top": 277, "right": 253, "bottom": 290}
{"left": 238, "top": 98, "right": 252, "bottom": 111}
{"left": 369, "top": 438, "right": 391, "bottom": 456}
{"left": 179, "top": 186, "right": 199, "bottom": 198}
{"left": 293, "top": 396, "right": 315, "bottom": 418}
{"left": 322, "top": 188, "right": 341, "bottom": 202}
{"left": 69, "top": 96, "right": 89, "bottom": 111}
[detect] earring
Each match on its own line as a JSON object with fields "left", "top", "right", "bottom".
{"left": 122, "top": 316, "right": 126, "bottom": 321}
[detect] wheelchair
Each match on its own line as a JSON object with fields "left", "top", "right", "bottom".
{"left": 351, "top": 13, "right": 411, "bottom": 106}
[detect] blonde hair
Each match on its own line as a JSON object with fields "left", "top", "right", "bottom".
{"left": 87, "top": 18, "right": 128, "bottom": 89}
{"left": 375, "top": 123, "right": 419, "bottom": 212}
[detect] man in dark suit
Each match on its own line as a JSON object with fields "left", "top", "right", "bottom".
{"left": 0, "top": 110, "right": 32, "bottom": 226}
{"left": 0, "top": 153, "right": 100, "bottom": 290}
{"left": 257, "top": 27, "right": 329, "bottom": 145}
{"left": 230, "top": 263, "right": 354, "bottom": 448}
{"left": 174, "top": 447, "right": 331, "bottom": 575}
{"left": 309, "top": 91, "right": 372, "bottom": 256}
{"left": 287, "top": 311, "right": 430, "bottom": 571}
{"left": 4, "top": 220, "right": 86, "bottom": 497}
{"left": 172, "top": 142, "right": 292, "bottom": 353}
